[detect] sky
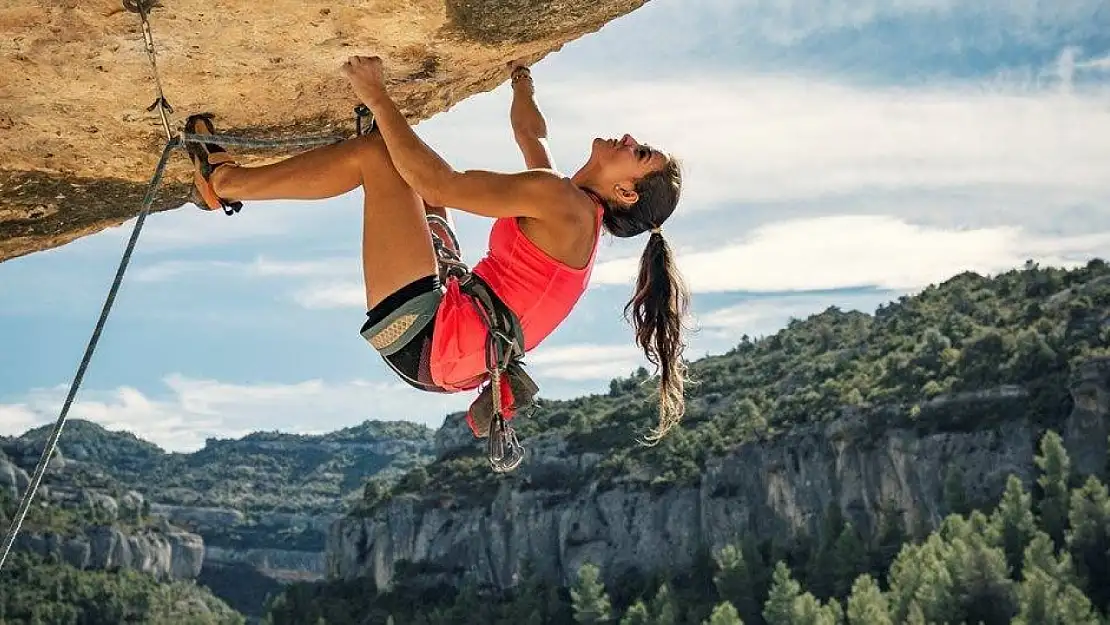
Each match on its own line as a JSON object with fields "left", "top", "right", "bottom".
{"left": 1, "top": 0, "right": 1108, "bottom": 452}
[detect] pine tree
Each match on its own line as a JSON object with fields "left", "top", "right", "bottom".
{"left": 620, "top": 600, "right": 649, "bottom": 625}
{"left": 1035, "top": 430, "right": 1071, "bottom": 547}
{"left": 990, "top": 475, "right": 1037, "bottom": 580}
{"left": 791, "top": 593, "right": 840, "bottom": 625}
{"left": 572, "top": 563, "right": 613, "bottom": 625}
{"left": 713, "top": 544, "right": 759, "bottom": 624}
{"left": 508, "top": 561, "right": 548, "bottom": 625}
{"left": 1013, "top": 535, "right": 1101, "bottom": 625}
{"left": 870, "top": 500, "right": 907, "bottom": 580}
{"left": 647, "top": 582, "right": 678, "bottom": 625}
{"left": 904, "top": 601, "right": 926, "bottom": 625}
{"left": 1055, "top": 583, "right": 1101, "bottom": 625}
{"left": 830, "top": 523, "right": 869, "bottom": 598}
{"left": 845, "top": 574, "right": 891, "bottom": 625}
{"left": 1065, "top": 475, "right": 1110, "bottom": 613}
{"left": 1013, "top": 567, "right": 1053, "bottom": 625}
{"left": 763, "top": 562, "right": 802, "bottom": 625}
{"left": 703, "top": 602, "right": 744, "bottom": 625}
{"left": 947, "top": 530, "right": 1017, "bottom": 625}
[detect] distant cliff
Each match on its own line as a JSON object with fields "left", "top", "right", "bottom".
{"left": 1, "top": 419, "right": 436, "bottom": 617}
{"left": 328, "top": 358, "right": 1109, "bottom": 591}
{"left": 13, "top": 523, "right": 204, "bottom": 581}
{"left": 0, "top": 467, "right": 204, "bottom": 581}
{"left": 325, "top": 261, "right": 1110, "bottom": 593}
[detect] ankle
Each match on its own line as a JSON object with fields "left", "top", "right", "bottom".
{"left": 209, "top": 164, "right": 239, "bottom": 198}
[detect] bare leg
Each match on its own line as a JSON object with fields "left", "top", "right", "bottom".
{"left": 216, "top": 132, "right": 439, "bottom": 310}
{"left": 209, "top": 136, "right": 369, "bottom": 202}
{"left": 348, "top": 133, "right": 440, "bottom": 310}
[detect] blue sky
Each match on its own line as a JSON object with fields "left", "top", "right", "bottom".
{"left": 2, "top": 0, "right": 1109, "bottom": 451}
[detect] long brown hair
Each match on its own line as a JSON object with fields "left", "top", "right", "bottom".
{"left": 598, "top": 157, "right": 691, "bottom": 444}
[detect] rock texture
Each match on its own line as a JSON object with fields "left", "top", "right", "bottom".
{"left": 327, "top": 358, "right": 1110, "bottom": 591}
{"left": 14, "top": 524, "right": 205, "bottom": 580}
{"left": 0, "top": 456, "right": 30, "bottom": 500}
{"left": 1, "top": 0, "right": 647, "bottom": 263}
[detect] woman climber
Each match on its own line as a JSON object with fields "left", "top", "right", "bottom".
{"left": 184, "top": 56, "right": 691, "bottom": 447}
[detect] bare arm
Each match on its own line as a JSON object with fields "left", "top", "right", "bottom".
{"left": 346, "top": 57, "right": 573, "bottom": 221}
{"left": 509, "top": 66, "right": 556, "bottom": 171}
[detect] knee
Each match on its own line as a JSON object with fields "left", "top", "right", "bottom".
{"left": 350, "top": 132, "right": 389, "bottom": 165}
{"left": 349, "top": 133, "right": 408, "bottom": 186}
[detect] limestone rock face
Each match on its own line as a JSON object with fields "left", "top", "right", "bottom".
{"left": 327, "top": 361, "right": 1110, "bottom": 591}
{"left": 14, "top": 525, "right": 205, "bottom": 580}
{"left": 0, "top": 457, "right": 30, "bottom": 500}
{"left": 1, "top": 0, "right": 647, "bottom": 263}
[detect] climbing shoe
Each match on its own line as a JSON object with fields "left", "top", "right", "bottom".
{"left": 184, "top": 113, "right": 243, "bottom": 216}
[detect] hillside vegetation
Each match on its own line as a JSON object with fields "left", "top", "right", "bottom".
{"left": 0, "top": 502, "right": 245, "bottom": 625}
{"left": 2, "top": 419, "right": 435, "bottom": 515}
{"left": 269, "top": 430, "right": 1110, "bottom": 625}
{"left": 380, "top": 259, "right": 1110, "bottom": 502}
{"left": 267, "top": 259, "right": 1110, "bottom": 625}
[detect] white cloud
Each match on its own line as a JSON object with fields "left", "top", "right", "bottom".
{"left": 130, "top": 259, "right": 241, "bottom": 282}
{"left": 0, "top": 404, "right": 40, "bottom": 436}
{"left": 247, "top": 257, "right": 354, "bottom": 278}
{"left": 1077, "top": 54, "right": 1110, "bottom": 72}
{"left": 526, "top": 344, "right": 646, "bottom": 381}
{"left": 592, "top": 215, "right": 1110, "bottom": 293}
{"left": 292, "top": 281, "right": 366, "bottom": 310}
{"left": 0, "top": 374, "right": 471, "bottom": 453}
{"left": 130, "top": 255, "right": 355, "bottom": 283}
{"left": 533, "top": 74, "right": 1110, "bottom": 211}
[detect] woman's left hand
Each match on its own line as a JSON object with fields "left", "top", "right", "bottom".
{"left": 342, "top": 55, "right": 388, "bottom": 105}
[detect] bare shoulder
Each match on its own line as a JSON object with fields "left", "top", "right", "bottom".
{"left": 529, "top": 170, "right": 598, "bottom": 223}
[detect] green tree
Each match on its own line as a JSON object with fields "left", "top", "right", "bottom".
{"left": 572, "top": 563, "right": 613, "bottom": 625}
{"left": 620, "top": 600, "right": 649, "bottom": 625}
{"left": 791, "top": 593, "right": 840, "bottom": 625}
{"left": 830, "top": 523, "right": 869, "bottom": 598}
{"left": 1066, "top": 475, "right": 1110, "bottom": 612}
{"left": 703, "top": 602, "right": 744, "bottom": 625}
{"left": 1035, "top": 430, "right": 1071, "bottom": 547}
{"left": 713, "top": 544, "right": 759, "bottom": 623}
{"left": 845, "top": 574, "right": 891, "bottom": 625}
{"left": 904, "top": 602, "right": 926, "bottom": 625}
{"left": 989, "top": 475, "right": 1036, "bottom": 579}
{"left": 763, "top": 562, "right": 802, "bottom": 625}
{"left": 503, "top": 562, "right": 547, "bottom": 625}
{"left": 1014, "top": 530, "right": 1100, "bottom": 625}
{"left": 947, "top": 530, "right": 1017, "bottom": 625}
{"left": 647, "top": 582, "right": 678, "bottom": 625}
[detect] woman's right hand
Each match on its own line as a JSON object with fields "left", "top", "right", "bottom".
{"left": 507, "top": 60, "right": 532, "bottom": 85}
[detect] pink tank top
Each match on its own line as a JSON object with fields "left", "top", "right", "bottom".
{"left": 429, "top": 198, "right": 604, "bottom": 391}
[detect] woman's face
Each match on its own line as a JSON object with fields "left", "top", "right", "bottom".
{"left": 590, "top": 134, "right": 668, "bottom": 205}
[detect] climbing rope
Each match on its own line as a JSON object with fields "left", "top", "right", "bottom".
{"left": 0, "top": 0, "right": 355, "bottom": 574}
{"left": 0, "top": 0, "right": 525, "bottom": 574}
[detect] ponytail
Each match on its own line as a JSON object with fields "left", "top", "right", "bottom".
{"left": 625, "top": 229, "right": 691, "bottom": 444}
{"left": 594, "top": 154, "right": 689, "bottom": 444}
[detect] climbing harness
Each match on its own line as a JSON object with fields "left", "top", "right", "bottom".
{"left": 0, "top": 0, "right": 535, "bottom": 574}
{"left": 426, "top": 215, "right": 535, "bottom": 473}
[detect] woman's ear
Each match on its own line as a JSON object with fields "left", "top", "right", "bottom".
{"left": 614, "top": 182, "right": 639, "bottom": 206}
